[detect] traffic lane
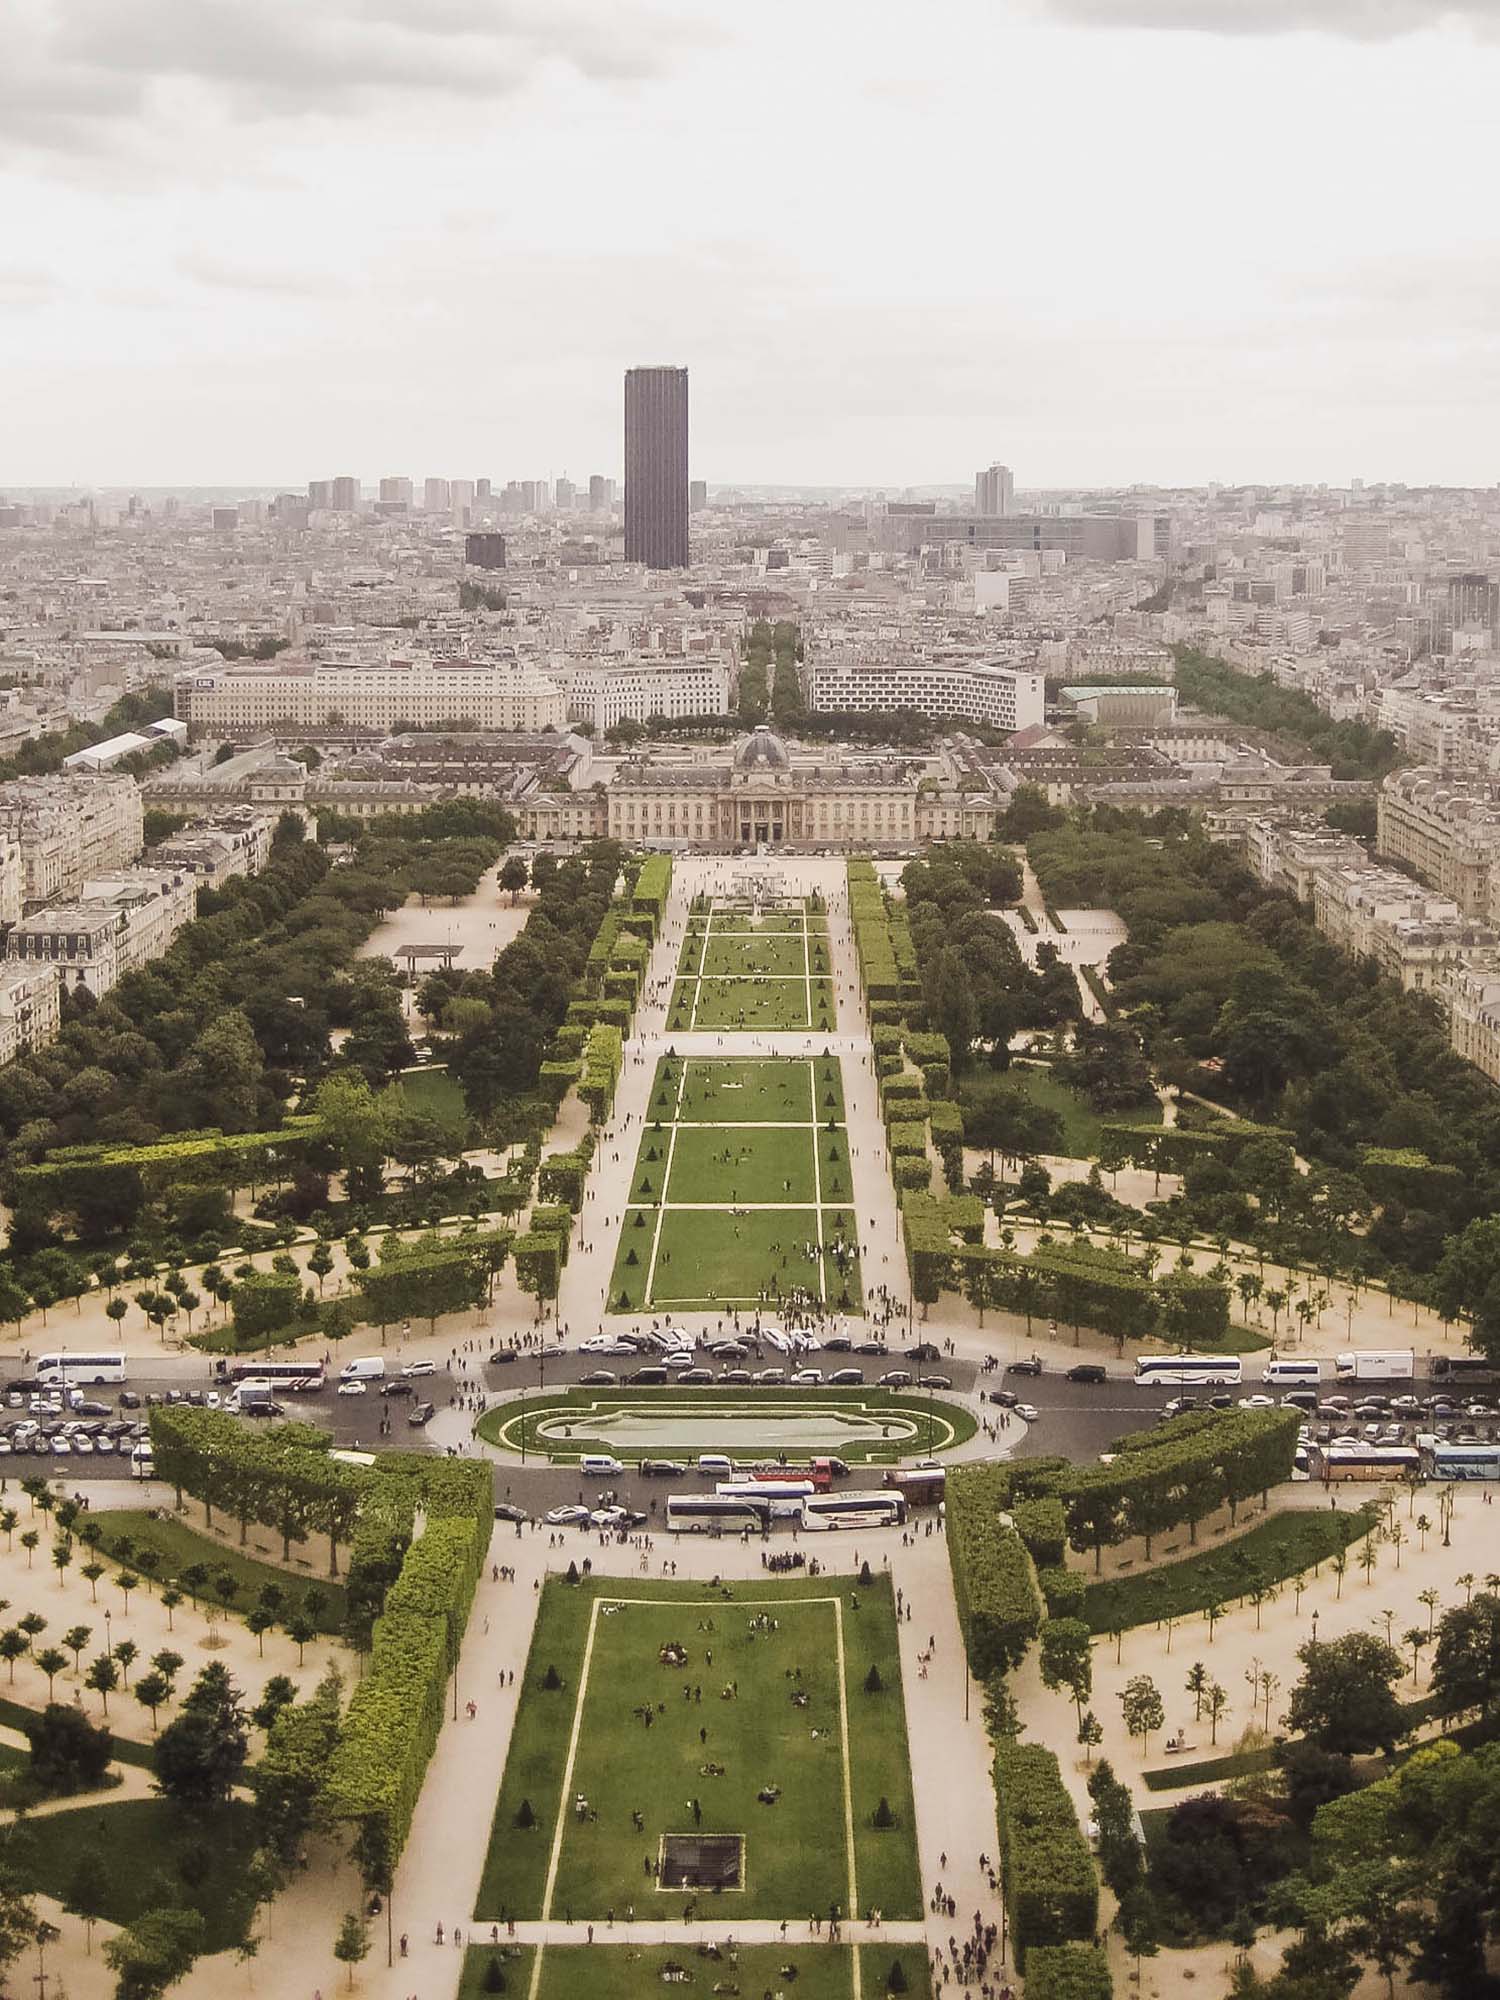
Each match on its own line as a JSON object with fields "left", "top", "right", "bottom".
{"left": 481, "top": 1349, "right": 982, "bottom": 1394}
{"left": 1000, "top": 1376, "right": 1176, "bottom": 1466}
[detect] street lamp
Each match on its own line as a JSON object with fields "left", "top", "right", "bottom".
{"left": 1310, "top": 1609, "right": 1319, "bottom": 1649}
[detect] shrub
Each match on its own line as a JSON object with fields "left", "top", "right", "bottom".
{"left": 993, "top": 1740, "right": 1098, "bottom": 1967}
{"left": 872, "top": 1795, "right": 897, "bottom": 1830}
{"left": 864, "top": 1662, "right": 884, "bottom": 1694}
{"left": 946, "top": 1466, "right": 1041, "bottom": 1676}
{"left": 1021, "top": 1943, "right": 1113, "bottom": 2000}
{"left": 515, "top": 1799, "right": 536, "bottom": 1830}
{"left": 1038, "top": 1567, "right": 1087, "bottom": 1619}
{"left": 543, "top": 1664, "right": 562, "bottom": 1689}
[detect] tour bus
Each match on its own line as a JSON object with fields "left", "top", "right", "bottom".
{"left": 1133, "top": 1353, "right": 1243, "bottom": 1389}
{"left": 1423, "top": 1442, "right": 1500, "bottom": 1482}
{"left": 1333, "top": 1350, "right": 1416, "bottom": 1382}
{"left": 1315, "top": 1443, "right": 1420, "bottom": 1482}
{"left": 1261, "top": 1358, "right": 1322, "bottom": 1387}
{"left": 665, "top": 1493, "right": 772, "bottom": 1535}
{"left": 716, "top": 1479, "right": 813, "bottom": 1518}
{"left": 35, "top": 1352, "right": 125, "bottom": 1387}
{"left": 885, "top": 1466, "right": 946, "bottom": 1507}
{"left": 1428, "top": 1355, "right": 1500, "bottom": 1387}
{"left": 223, "top": 1359, "right": 327, "bottom": 1393}
{"left": 799, "top": 1492, "right": 907, "bottom": 1532}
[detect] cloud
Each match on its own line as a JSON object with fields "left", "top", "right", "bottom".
{"left": 1035, "top": 0, "right": 1500, "bottom": 37}
{"left": 176, "top": 252, "right": 337, "bottom": 298}
{"left": 0, "top": 267, "right": 63, "bottom": 306}
{"left": 0, "top": 0, "right": 714, "bottom": 161}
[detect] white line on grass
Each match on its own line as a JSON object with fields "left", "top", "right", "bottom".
{"left": 530, "top": 1590, "right": 605, "bottom": 2000}
{"left": 834, "top": 1595, "right": 863, "bottom": 2000}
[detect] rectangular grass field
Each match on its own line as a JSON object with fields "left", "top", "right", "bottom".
{"left": 610, "top": 1057, "right": 860, "bottom": 1313}
{"left": 474, "top": 1574, "right": 921, "bottom": 1926}
{"left": 671, "top": 899, "right": 836, "bottom": 1032}
{"left": 458, "top": 1943, "right": 932, "bottom": 1998}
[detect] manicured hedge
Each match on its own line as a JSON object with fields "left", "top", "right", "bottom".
{"left": 1022, "top": 1943, "right": 1113, "bottom": 2000}
{"left": 993, "top": 1739, "right": 1098, "bottom": 1967}
{"left": 946, "top": 1465, "right": 1041, "bottom": 1677}
{"left": 1011, "top": 1497, "right": 1067, "bottom": 1572}
{"left": 1037, "top": 1567, "right": 1087, "bottom": 1620}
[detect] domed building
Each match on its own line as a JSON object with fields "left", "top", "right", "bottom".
{"left": 734, "top": 725, "right": 793, "bottom": 775}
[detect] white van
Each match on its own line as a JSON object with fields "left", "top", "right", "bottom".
{"left": 340, "top": 1357, "right": 387, "bottom": 1382}
{"left": 580, "top": 1454, "right": 624, "bottom": 1477}
{"left": 1261, "top": 1358, "right": 1322, "bottom": 1387}
{"left": 697, "top": 1453, "right": 733, "bottom": 1479}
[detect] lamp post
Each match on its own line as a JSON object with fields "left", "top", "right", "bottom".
{"left": 1310, "top": 1609, "right": 1319, "bottom": 1650}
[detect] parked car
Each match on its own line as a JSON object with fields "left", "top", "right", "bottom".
{"left": 488, "top": 1349, "right": 517, "bottom": 1366}
{"left": 639, "top": 1460, "right": 686, "bottom": 1478}
{"left": 1065, "top": 1365, "right": 1107, "bottom": 1385}
{"left": 879, "top": 1370, "right": 914, "bottom": 1389}
{"left": 545, "top": 1505, "right": 590, "bottom": 1527}
{"left": 407, "top": 1402, "right": 436, "bottom": 1426}
{"left": 917, "top": 1375, "right": 952, "bottom": 1390}
{"left": 828, "top": 1368, "right": 865, "bottom": 1386}
{"left": 336, "top": 1382, "right": 368, "bottom": 1398}
{"left": 719, "top": 1369, "right": 753, "bottom": 1385}
{"left": 1006, "top": 1357, "right": 1043, "bottom": 1377}
{"left": 906, "top": 1342, "right": 942, "bottom": 1362}
{"left": 381, "top": 1380, "right": 414, "bottom": 1397}
{"left": 493, "top": 1503, "right": 530, "bottom": 1523}
{"left": 580, "top": 1370, "right": 618, "bottom": 1386}
{"left": 988, "top": 1388, "right": 1019, "bottom": 1409}
{"left": 402, "top": 1360, "right": 437, "bottom": 1379}
{"left": 1015, "top": 1404, "right": 1039, "bottom": 1423}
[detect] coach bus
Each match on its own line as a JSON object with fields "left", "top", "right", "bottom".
{"left": 1428, "top": 1355, "right": 1500, "bottom": 1387}
{"left": 1315, "top": 1444, "right": 1420, "bottom": 1483}
{"left": 799, "top": 1492, "right": 907, "bottom": 1532}
{"left": 35, "top": 1351, "right": 125, "bottom": 1387}
{"left": 1423, "top": 1442, "right": 1500, "bottom": 1481}
{"left": 665, "top": 1494, "right": 772, "bottom": 1535}
{"left": 1132, "top": 1353, "right": 1243, "bottom": 1389}
{"left": 716, "top": 1480, "right": 814, "bottom": 1518}
{"left": 222, "top": 1359, "right": 326, "bottom": 1393}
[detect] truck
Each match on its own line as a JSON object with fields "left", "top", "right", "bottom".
{"left": 1334, "top": 1350, "right": 1416, "bottom": 1382}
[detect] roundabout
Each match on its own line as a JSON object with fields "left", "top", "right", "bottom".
{"left": 476, "top": 1386, "right": 977, "bottom": 1465}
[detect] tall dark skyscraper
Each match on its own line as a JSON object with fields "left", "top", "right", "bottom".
{"left": 624, "top": 365, "right": 689, "bottom": 568}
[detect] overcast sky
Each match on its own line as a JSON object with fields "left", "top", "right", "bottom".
{"left": 2, "top": 0, "right": 1498, "bottom": 491}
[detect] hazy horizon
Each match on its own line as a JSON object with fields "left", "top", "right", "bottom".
{"left": 5, "top": 0, "right": 1499, "bottom": 490}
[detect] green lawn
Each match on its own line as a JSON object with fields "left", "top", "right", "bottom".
{"left": 1081, "top": 1503, "right": 1380, "bottom": 1635}
{"left": 19, "top": 1796, "right": 260, "bottom": 1953}
{"left": 612, "top": 1059, "right": 856, "bottom": 1311}
{"left": 459, "top": 1943, "right": 929, "bottom": 1998}
{"left": 670, "top": 974, "right": 836, "bottom": 1031}
{"left": 99, "top": 1510, "right": 347, "bottom": 1631}
{"left": 477, "top": 1385, "right": 975, "bottom": 1464}
{"left": 996, "top": 1063, "right": 1161, "bottom": 1159}
{"left": 474, "top": 1575, "right": 921, "bottom": 1925}
{"left": 396, "top": 1065, "right": 469, "bottom": 1126}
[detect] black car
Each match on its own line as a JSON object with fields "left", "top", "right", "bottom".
{"left": 381, "top": 1379, "right": 414, "bottom": 1397}
{"left": 407, "top": 1401, "right": 435, "bottom": 1426}
{"left": 854, "top": 1341, "right": 889, "bottom": 1357}
{"left": 988, "top": 1389, "right": 1020, "bottom": 1409}
{"left": 627, "top": 1366, "right": 668, "bottom": 1385}
{"left": 917, "top": 1374, "right": 952, "bottom": 1390}
{"left": 487, "top": 1349, "right": 518, "bottom": 1366}
{"left": 73, "top": 1399, "right": 111, "bottom": 1418}
{"left": 906, "top": 1342, "right": 942, "bottom": 1362}
{"left": 118, "top": 1391, "right": 142, "bottom": 1410}
{"left": 1065, "top": 1365, "right": 1107, "bottom": 1385}
{"left": 1006, "top": 1357, "right": 1043, "bottom": 1377}
{"left": 493, "top": 1503, "right": 529, "bottom": 1523}
{"left": 640, "top": 1459, "right": 687, "bottom": 1478}
{"left": 822, "top": 1336, "right": 853, "bottom": 1353}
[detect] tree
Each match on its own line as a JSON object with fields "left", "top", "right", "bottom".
{"left": 84, "top": 1653, "right": 119, "bottom": 1714}
{"left": 334, "top": 1911, "right": 370, "bottom": 1989}
{"left": 65, "top": 1842, "right": 111, "bottom": 1954}
{"left": 1430, "top": 1589, "right": 1500, "bottom": 1719}
{"left": 62, "top": 1623, "right": 91, "bottom": 1674}
{"left": 33, "top": 1647, "right": 65, "bottom": 1700}
{"left": 81, "top": 1560, "right": 106, "bottom": 1602}
{"left": 1119, "top": 1674, "right": 1165, "bottom": 1755}
{"left": 104, "top": 1906, "right": 206, "bottom": 2000}
{"left": 1206, "top": 1681, "right": 1230, "bottom": 1745}
{"left": 0, "top": 1631, "right": 25, "bottom": 1684}
{"left": 19, "top": 1531, "right": 38, "bottom": 1569}
{"left": 25, "top": 1701, "right": 113, "bottom": 1794}
{"left": 286, "top": 1610, "right": 316, "bottom": 1664}
{"left": 134, "top": 1670, "right": 171, "bottom": 1732}
{"left": 499, "top": 855, "right": 529, "bottom": 903}
{"left": 247, "top": 1607, "right": 274, "bottom": 1657}
{"left": 18, "top": 1611, "right": 46, "bottom": 1649}
{"left": 113, "top": 1638, "right": 139, "bottom": 1685}
{"left": 154, "top": 1663, "right": 247, "bottom": 1806}
{"left": 160, "top": 1586, "right": 183, "bottom": 1630}
{"left": 1285, "top": 1632, "right": 1405, "bottom": 1755}
{"left": 1039, "top": 1617, "right": 1093, "bottom": 1724}
{"left": 50, "top": 1540, "right": 72, "bottom": 1587}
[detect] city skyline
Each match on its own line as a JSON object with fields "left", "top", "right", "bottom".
{"left": 4, "top": 0, "right": 1500, "bottom": 488}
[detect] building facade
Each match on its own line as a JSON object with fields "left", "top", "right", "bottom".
{"left": 624, "top": 366, "right": 689, "bottom": 570}
{"left": 173, "top": 658, "right": 566, "bottom": 736}
{"left": 807, "top": 657, "right": 1044, "bottom": 732}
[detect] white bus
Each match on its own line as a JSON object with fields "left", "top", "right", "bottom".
{"left": 1261, "top": 1358, "right": 1322, "bottom": 1387}
{"left": 716, "top": 1480, "right": 814, "bottom": 1518}
{"left": 225, "top": 1359, "right": 326, "bottom": 1392}
{"left": 1424, "top": 1443, "right": 1500, "bottom": 1482}
{"left": 799, "top": 1493, "right": 907, "bottom": 1532}
{"left": 665, "top": 1494, "right": 771, "bottom": 1535}
{"left": 35, "top": 1351, "right": 125, "bottom": 1387}
{"left": 1133, "top": 1354, "right": 1242, "bottom": 1389}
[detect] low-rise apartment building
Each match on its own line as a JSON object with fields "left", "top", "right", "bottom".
{"left": 173, "top": 657, "right": 566, "bottom": 736}
{"left": 807, "top": 656, "right": 1044, "bottom": 733}
{"left": 0, "top": 965, "right": 60, "bottom": 1066}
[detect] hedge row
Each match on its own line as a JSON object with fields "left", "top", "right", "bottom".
{"left": 945, "top": 1465, "right": 1041, "bottom": 1678}
{"left": 993, "top": 1739, "right": 1098, "bottom": 1967}
{"left": 1022, "top": 1944, "right": 1113, "bottom": 2000}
